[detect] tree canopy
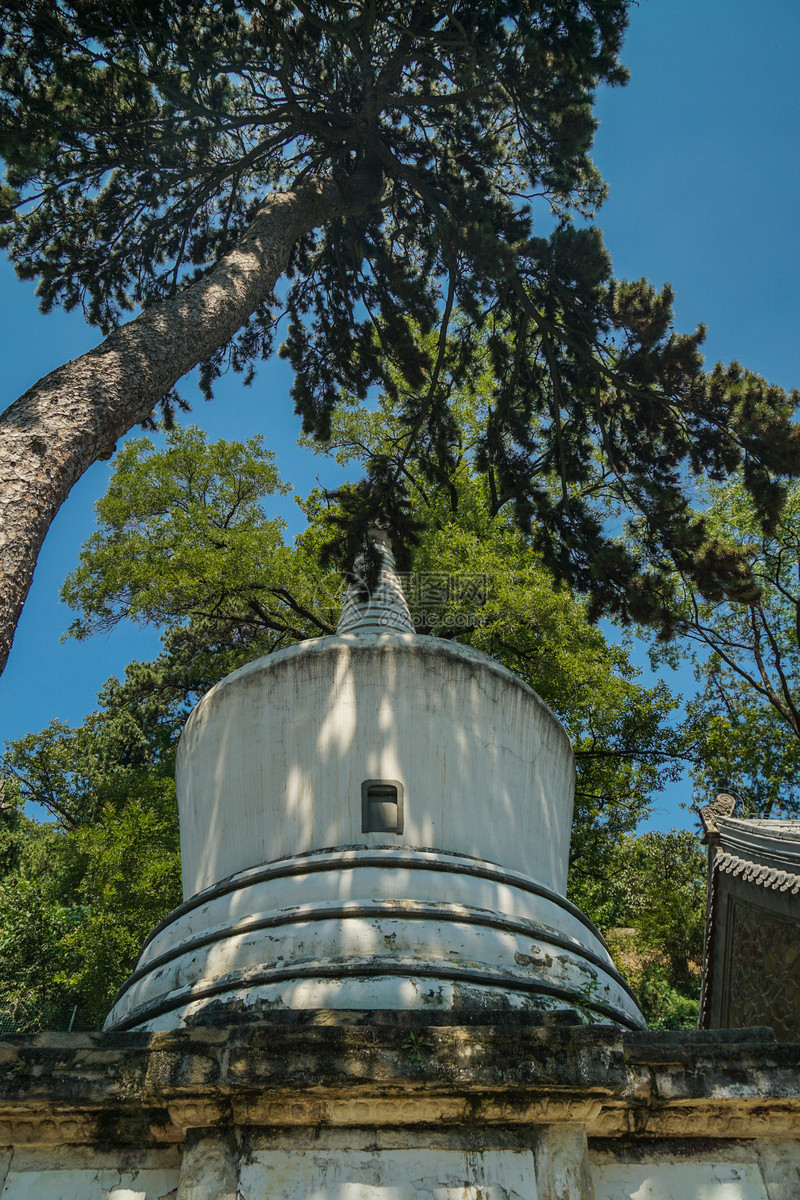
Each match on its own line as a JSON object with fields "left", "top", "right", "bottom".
{"left": 1, "top": 0, "right": 799, "bottom": 677}
{"left": 646, "top": 475, "right": 800, "bottom": 818}
{"left": 0, "top": 775, "right": 180, "bottom": 1030}
{"left": 592, "top": 830, "right": 706, "bottom": 1031}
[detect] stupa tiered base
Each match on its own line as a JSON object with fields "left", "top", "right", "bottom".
{"left": 105, "top": 846, "right": 643, "bottom": 1032}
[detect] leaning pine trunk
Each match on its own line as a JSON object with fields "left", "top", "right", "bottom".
{"left": 0, "top": 176, "right": 365, "bottom": 677}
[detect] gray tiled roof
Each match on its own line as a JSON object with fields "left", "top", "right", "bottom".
{"left": 714, "top": 850, "right": 800, "bottom": 895}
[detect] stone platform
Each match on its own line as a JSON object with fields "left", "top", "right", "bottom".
{"left": 0, "top": 1014, "right": 799, "bottom": 1198}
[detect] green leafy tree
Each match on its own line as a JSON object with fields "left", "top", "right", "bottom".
{"left": 0, "top": 874, "right": 83, "bottom": 1030}
{"left": 0, "top": 791, "right": 85, "bottom": 1029}
{"left": 1, "top": 0, "right": 798, "bottom": 681}
{"left": 60, "top": 790, "right": 181, "bottom": 1021}
{"left": 0, "top": 756, "right": 180, "bottom": 1028}
{"left": 619, "top": 830, "right": 706, "bottom": 987}
{"left": 4, "top": 668, "right": 179, "bottom": 827}
{"left": 61, "top": 427, "right": 310, "bottom": 640}
{"left": 598, "top": 830, "right": 707, "bottom": 1030}
{"left": 650, "top": 476, "right": 800, "bottom": 816}
{"left": 0, "top": 652, "right": 183, "bottom": 1026}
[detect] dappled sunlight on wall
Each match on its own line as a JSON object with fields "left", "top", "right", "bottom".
{"left": 174, "top": 634, "right": 575, "bottom": 898}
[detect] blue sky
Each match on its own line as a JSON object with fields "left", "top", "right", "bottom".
{"left": 1, "top": 0, "right": 799, "bottom": 830}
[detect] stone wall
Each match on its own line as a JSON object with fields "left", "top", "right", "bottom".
{"left": 0, "top": 1017, "right": 799, "bottom": 1199}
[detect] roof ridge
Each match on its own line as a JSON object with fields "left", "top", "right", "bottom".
{"left": 715, "top": 850, "right": 800, "bottom": 894}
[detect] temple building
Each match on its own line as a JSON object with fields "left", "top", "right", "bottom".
{"left": 699, "top": 794, "right": 800, "bottom": 1041}
{"left": 1, "top": 533, "right": 800, "bottom": 1199}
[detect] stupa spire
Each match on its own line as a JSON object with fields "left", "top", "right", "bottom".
{"left": 336, "top": 526, "right": 415, "bottom": 635}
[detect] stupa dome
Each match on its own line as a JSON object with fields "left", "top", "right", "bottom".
{"left": 105, "top": 532, "right": 644, "bottom": 1032}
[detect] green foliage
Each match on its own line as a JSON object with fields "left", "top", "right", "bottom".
{"left": 0, "top": 774, "right": 180, "bottom": 1030}
{"left": 63, "top": 427, "right": 293, "bottom": 638}
{"left": 0, "top": 689, "right": 181, "bottom": 1028}
{"left": 62, "top": 425, "right": 347, "bottom": 650}
{"left": 4, "top": 676, "right": 178, "bottom": 827}
{"left": 3, "top": 4, "right": 799, "bottom": 630}
{"left": 0, "top": 871, "right": 84, "bottom": 1031}
{"left": 582, "top": 829, "right": 707, "bottom": 1030}
{"left": 401, "top": 1031, "right": 434, "bottom": 1061}
{"left": 617, "top": 830, "right": 706, "bottom": 985}
{"left": 631, "top": 960, "right": 700, "bottom": 1032}
{"left": 0, "top": 1, "right": 623, "bottom": 331}
{"left": 0, "top": 794, "right": 84, "bottom": 1029}
{"left": 650, "top": 475, "right": 800, "bottom": 816}
{"left": 60, "top": 790, "right": 181, "bottom": 1020}
{"left": 688, "top": 693, "right": 800, "bottom": 819}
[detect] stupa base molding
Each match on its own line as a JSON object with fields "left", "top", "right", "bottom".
{"left": 105, "top": 848, "right": 644, "bottom": 1033}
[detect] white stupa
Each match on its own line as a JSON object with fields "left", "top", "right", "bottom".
{"left": 105, "top": 530, "right": 644, "bottom": 1032}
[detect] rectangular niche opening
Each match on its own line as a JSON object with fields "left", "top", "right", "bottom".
{"left": 362, "top": 780, "right": 404, "bottom": 834}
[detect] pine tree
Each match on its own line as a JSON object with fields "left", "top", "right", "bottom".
{"left": 1, "top": 1, "right": 798, "bottom": 676}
